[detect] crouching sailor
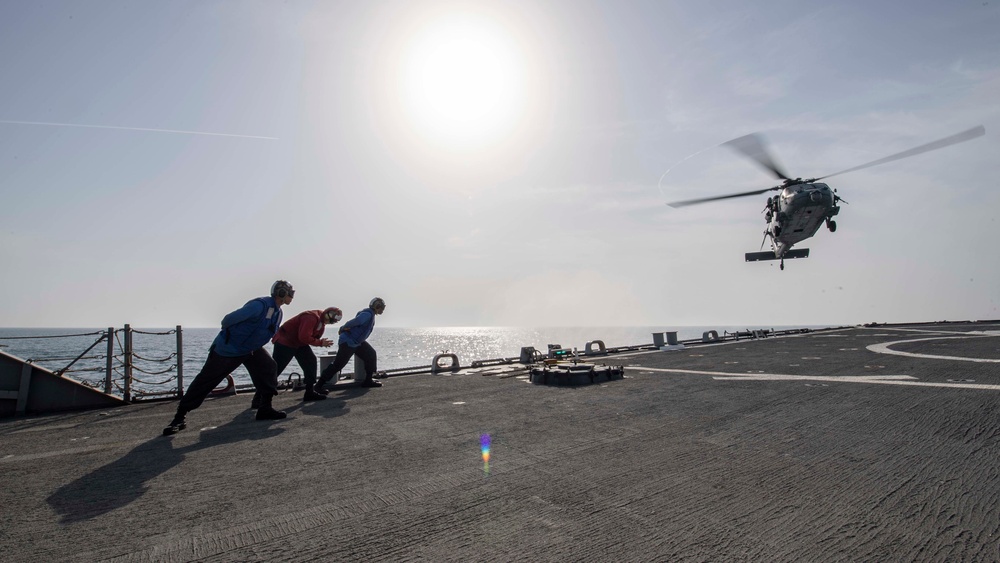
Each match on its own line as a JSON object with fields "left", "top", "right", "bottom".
{"left": 253, "top": 305, "right": 343, "bottom": 404}
{"left": 162, "top": 280, "right": 295, "bottom": 436}
{"left": 314, "top": 297, "right": 386, "bottom": 391}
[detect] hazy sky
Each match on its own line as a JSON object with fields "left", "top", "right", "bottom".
{"left": 2, "top": 0, "right": 998, "bottom": 328}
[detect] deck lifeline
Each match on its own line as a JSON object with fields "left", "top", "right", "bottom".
{"left": 2, "top": 321, "right": 1000, "bottom": 561}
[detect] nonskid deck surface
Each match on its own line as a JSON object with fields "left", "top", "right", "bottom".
{"left": 2, "top": 322, "right": 999, "bottom": 562}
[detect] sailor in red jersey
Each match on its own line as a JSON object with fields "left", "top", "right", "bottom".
{"left": 252, "top": 307, "right": 342, "bottom": 404}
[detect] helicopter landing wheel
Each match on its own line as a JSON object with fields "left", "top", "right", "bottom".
{"left": 780, "top": 261, "right": 785, "bottom": 271}
{"left": 827, "top": 220, "right": 837, "bottom": 232}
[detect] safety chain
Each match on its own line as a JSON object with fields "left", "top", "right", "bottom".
{"left": 0, "top": 331, "right": 104, "bottom": 340}
{"left": 131, "top": 373, "right": 179, "bottom": 385}
{"left": 65, "top": 366, "right": 107, "bottom": 373}
{"left": 132, "top": 351, "right": 177, "bottom": 362}
{"left": 132, "top": 364, "right": 178, "bottom": 377}
{"left": 31, "top": 354, "right": 105, "bottom": 362}
{"left": 53, "top": 332, "right": 109, "bottom": 377}
{"left": 131, "top": 328, "right": 177, "bottom": 336}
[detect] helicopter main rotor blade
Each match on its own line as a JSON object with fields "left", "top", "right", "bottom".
{"left": 723, "top": 133, "right": 791, "bottom": 181}
{"left": 667, "top": 186, "right": 779, "bottom": 208}
{"left": 814, "top": 125, "right": 985, "bottom": 181}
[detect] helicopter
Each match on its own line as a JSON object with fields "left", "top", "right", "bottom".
{"left": 667, "top": 125, "right": 986, "bottom": 270}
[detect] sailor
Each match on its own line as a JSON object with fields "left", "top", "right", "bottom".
{"left": 162, "top": 280, "right": 294, "bottom": 436}
{"left": 314, "top": 297, "right": 386, "bottom": 391}
{"left": 253, "top": 306, "right": 343, "bottom": 404}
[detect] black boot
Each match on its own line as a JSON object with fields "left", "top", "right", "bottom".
{"left": 255, "top": 394, "right": 287, "bottom": 421}
{"left": 256, "top": 408, "right": 287, "bottom": 420}
{"left": 303, "top": 385, "right": 327, "bottom": 401}
{"left": 162, "top": 410, "right": 188, "bottom": 436}
{"left": 359, "top": 376, "right": 382, "bottom": 388}
{"left": 314, "top": 374, "right": 332, "bottom": 395}
{"left": 250, "top": 391, "right": 261, "bottom": 410}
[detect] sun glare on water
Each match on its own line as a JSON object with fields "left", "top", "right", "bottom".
{"left": 396, "top": 12, "right": 527, "bottom": 149}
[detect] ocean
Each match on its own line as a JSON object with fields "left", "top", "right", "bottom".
{"left": 0, "top": 324, "right": 823, "bottom": 396}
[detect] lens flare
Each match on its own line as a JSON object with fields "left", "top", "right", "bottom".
{"left": 480, "top": 433, "right": 491, "bottom": 475}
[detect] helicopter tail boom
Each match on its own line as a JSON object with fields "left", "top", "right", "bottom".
{"left": 745, "top": 248, "right": 810, "bottom": 262}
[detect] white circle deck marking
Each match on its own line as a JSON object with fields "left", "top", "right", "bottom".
{"left": 867, "top": 332, "right": 1000, "bottom": 363}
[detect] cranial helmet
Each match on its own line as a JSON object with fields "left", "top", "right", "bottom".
{"left": 271, "top": 280, "right": 295, "bottom": 299}
{"left": 369, "top": 297, "right": 385, "bottom": 309}
{"left": 323, "top": 307, "right": 343, "bottom": 323}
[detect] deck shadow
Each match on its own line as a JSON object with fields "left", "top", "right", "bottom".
{"left": 46, "top": 411, "right": 288, "bottom": 524}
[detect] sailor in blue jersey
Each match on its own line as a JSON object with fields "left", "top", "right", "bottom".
{"left": 314, "top": 297, "right": 386, "bottom": 391}
{"left": 162, "top": 281, "right": 295, "bottom": 436}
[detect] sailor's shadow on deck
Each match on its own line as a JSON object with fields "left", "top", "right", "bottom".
{"left": 46, "top": 412, "right": 288, "bottom": 524}
{"left": 297, "top": 386, "right": 372, "bottom": 417}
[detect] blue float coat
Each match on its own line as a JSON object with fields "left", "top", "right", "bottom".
{"left": 338, "top": 307, "right": 376, "bottom": 348}
{"left": 211, "top": 296, "right": 283, "bottom": 357}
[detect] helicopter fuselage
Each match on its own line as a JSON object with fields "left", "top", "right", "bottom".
{"left": 766, "top": 182, "right": 840, "bottom": 257}
{"left": 668, "top": 124, "right": 984, "bottom": 271}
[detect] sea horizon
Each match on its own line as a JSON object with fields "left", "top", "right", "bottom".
{"left": 2, "top": 324, "right": 841, "bottom": 395}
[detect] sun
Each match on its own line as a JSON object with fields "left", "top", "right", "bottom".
{"left": 397, "top": 12, "right": 527, "bottom": 149}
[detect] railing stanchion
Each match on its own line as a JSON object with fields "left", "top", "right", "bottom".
{"left": 176, "top": 325, "right": 184, "bottom": 397}
{"left": 105, "top": 327, "right": 114, "bottom": 394}
{"left": 124, "top": 324, "right": 132, "bottom": 403}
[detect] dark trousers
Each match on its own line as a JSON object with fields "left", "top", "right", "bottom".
{"left": 178, "top": 347, "right": 277, "bottom": 413}
{"left": 272, "top": 342, "right": 318, "bottom": 386}
{"left": 317, "top": 341, "right": 376, "bottom": 385}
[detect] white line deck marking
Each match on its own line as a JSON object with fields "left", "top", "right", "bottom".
{"left": 862, "top": 326, "right": 1000, "bottom": 335}
{"left": 626, "top": 367, "right": 1000, "bottom": 391}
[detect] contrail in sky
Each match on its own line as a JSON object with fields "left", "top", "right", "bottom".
{"left": 0, "top": 119, "right": 278, "bottom": 140}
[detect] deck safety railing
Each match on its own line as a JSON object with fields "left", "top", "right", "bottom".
{"left": 1, "top": 325, "right": 827, "bottom": 404}
{"left": 0, "top": 326, "right": 185, "bottom": 403}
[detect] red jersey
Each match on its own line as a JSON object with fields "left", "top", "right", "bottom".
{"left": 272, "top": 310, "right": 326, "bottom": 348}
